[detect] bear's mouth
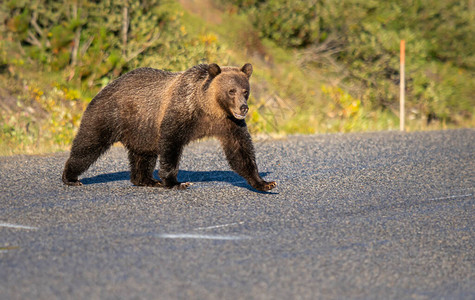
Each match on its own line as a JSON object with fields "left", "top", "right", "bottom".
{"left": 232, "top": 112, "right": 247, "bottom": 120}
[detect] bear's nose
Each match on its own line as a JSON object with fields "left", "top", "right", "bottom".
{"left": 240, "top": 104, "right": 249, "bottom": 115}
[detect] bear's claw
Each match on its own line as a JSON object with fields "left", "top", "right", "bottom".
{"left": 255, "top": 181, "right": 277, "bottom": 191}
{"left": 173, "top": 182, "right": 192, "bottom": 190}
{"left": 64, "top": 180, "right": 83, "bottom": 186}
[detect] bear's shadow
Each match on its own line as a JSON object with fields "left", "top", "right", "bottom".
{"left": 81, "top": 170, "right": 275, "bottom": 193}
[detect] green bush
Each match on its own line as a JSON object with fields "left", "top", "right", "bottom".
{"left": 222, "top": 0, "right": 474, "bottom": 124}
{"left": 0, "top": 0, "right": 228, "bottom": 154}
{"left": 251, "top": 0, "right": 319, "bottom": 48}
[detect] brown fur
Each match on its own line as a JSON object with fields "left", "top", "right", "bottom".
{"left": 62, "top": 63, "right": 276, "bottom": 191}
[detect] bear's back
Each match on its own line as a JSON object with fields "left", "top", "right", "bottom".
{"left": 91, "top": 68, "right": 178, "bottom": 106}
{"left": 81, "top": 65, "right": 215, "bottom": 151}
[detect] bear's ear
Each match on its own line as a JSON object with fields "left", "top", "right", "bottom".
{"left": 241, "top": 63, "right": 253, "bottom": 78}
{"left": 208, "top": 63, "right": 221, "bottom": 78}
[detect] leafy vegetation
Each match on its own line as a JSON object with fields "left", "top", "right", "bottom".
{"left": 0, "top": 0, "right": 473, "bottom": 155}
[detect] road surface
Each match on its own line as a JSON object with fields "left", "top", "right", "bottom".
{"left": 1, "top": 129, "right": 474, "bottom": 299}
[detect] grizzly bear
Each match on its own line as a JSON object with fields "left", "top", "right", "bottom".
{"left": 62, "top": 63, "right": 276, "bottom": 191}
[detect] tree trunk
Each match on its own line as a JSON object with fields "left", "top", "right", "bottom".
{"left": 71, "top": 0, "right": 81, "bottom": 67}
{"left": 122, "top": 0, "right": 129, "bottom": 57}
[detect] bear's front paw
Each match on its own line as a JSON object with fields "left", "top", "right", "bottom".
{"left": 255, "top": 181, "right": 277, "bottom": 191}
{"left": 172, "top": 182, "right": 193, "bottom": 190}
{"left": 63, "top": 179, "right": 83, "bottom": 186}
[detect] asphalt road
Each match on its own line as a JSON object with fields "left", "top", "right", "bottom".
{"left": 1, "top": 129, "right": 474, "bottom": 299}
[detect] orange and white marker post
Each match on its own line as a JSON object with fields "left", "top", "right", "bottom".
{"left": 400, "top": 40, "right": 405, "bottom": 132}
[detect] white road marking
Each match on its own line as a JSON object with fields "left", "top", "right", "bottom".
{"left": 156, "top": 233, "right": 250, "bottom": 240}
{"left": 428, "top": 194, "right": 472, "bottom": 201}
{"left": 0, "top": 223, "right": 38, "bottom": 230}
{"left": 193, "top": 222, "right": 244, "bottom": 231}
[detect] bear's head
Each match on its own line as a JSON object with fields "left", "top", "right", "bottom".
{"left": 207, "top": 63, "right": 253, "bottom": 120}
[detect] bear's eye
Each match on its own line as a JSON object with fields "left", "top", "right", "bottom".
{"left": 243, "top": 90, "right": 249, "bottom": 97}
{"left": 228, "top": 89, "right": 237, "bottom": 96}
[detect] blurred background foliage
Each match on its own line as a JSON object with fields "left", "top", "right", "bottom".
{"left": 0, "top": 0, "right": 473, "bottom": 155}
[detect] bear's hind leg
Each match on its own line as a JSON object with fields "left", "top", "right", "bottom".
{"left": 128, "top": 151, "right": 162, "bottom": 187}
{"left": 63, "top": 142, "right": 112, "bottom": 186}
{"left": 158, "top": 143, "right": 191, "bottom": 190}
{"left": 63, "top": 121, "right": 115, "bottom": 186}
